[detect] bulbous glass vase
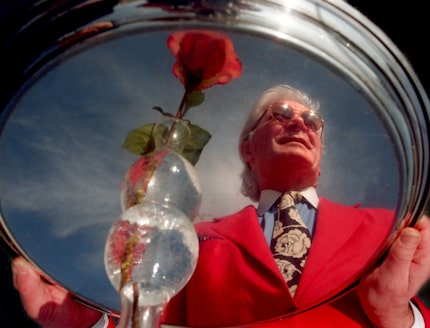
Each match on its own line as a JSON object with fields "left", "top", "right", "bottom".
{"left": 106, "top": 117, "right": 202, "bottom": 327}
{"left": 104, "top": 201, "right": 199, "bottom": 328}
{"left": 120, "top": 117, "right": 202, "bottom": 220}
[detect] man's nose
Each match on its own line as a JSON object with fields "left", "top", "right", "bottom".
{"left": 283, "top": 114, "right": 306, "bottom": 132}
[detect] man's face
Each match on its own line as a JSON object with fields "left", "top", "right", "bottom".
{"left": 240, "top": 100, "right": 324, "bottom": 191}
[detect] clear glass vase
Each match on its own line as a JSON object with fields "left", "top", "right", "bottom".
{"left": 104, "top": 201, "right": 199, "bottom": 328}
{"left": 106, "top": 117, "right": 201, "bottom": 327}
{"left": 120, "top": 117, "right": 202, "bottom": 220}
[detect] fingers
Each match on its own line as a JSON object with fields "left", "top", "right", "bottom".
{"left": 12, "top": 256, "right": 67, "bottom": 321}
{"left": 415, "top": 215, "right": 430, "bottom": 235}
{"left": 378, "top": 215, "right": 430, "bottom": 297}
{"left": 12, "top": 257, "right": 103, "bottom": 328}
{"left": 12, "top": 256, "right": 37, "bottom": 288}
{"left": 410, "top": 215, "right": 430, "bottom": 285}
{"left": 356, "top": 216, "right": 429, "bottom": 328}
{"left": 394, "top": 228, "right": 421, "bottom": 260}
{"left": 12, "top": 257, "right": 46, "bottom": 318}
{"left": 383, "top": 228, "right": 421, "bottom": 281}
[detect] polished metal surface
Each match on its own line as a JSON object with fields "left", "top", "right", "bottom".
{"left": 0, "top": 0, "right": 429, "bottom": 324}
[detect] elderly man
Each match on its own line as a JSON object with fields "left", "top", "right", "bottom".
{"left": 12, "top": 85, "right": 430, "bottom": 328}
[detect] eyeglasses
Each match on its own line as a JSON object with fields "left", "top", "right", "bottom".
{"left": 250, "top": 102, "right": 324, "bottom": 137}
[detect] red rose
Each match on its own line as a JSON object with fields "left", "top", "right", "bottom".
{"left": 167, "top": 30, "right": 242, "bottom": 92}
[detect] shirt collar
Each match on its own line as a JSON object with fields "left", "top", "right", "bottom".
{"left": 256, "top": 186, "right": 319, "bottom": 216}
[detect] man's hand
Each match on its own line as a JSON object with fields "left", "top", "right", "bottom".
{"left": 12, "top": 256, "right": 103, "bottom": 328}
{"left": 357, "top": 215, "right": 430, "bottom": 328}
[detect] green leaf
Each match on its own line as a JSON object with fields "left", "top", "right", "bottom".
{"left": 187, "top": 124, "right": 211, "bottom": 149}
{"left": 123, "top": 121, "right": 211, "bottom": 166}
{"left": 181, "top": 124, "right": 211, "bottom": 165}
{"left": 186, "top": 91, "right": 205, "bottom": 108}
{"left": 181, "top": 91, "right": 205, "bottom": 118}
{"left": 122, "top": 123, "right": 157, "bottom": 156}
{"left": 182, "top": 148, "right": 204, "bottom": 166}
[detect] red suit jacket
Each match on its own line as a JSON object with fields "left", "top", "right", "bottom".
{"left": 160, "top": 197, "right": 430, "bottom": 327}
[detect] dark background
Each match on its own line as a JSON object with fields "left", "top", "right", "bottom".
{"left": 0, "top": 1, "right": 429, "bottom": 327}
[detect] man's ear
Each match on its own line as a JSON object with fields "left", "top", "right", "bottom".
{"left": 239, "top": 138, "right": 254, "bottom": 163}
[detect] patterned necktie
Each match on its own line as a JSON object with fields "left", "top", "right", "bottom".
{"left": 270, "top": 191, "right": 312, "bottom": 296}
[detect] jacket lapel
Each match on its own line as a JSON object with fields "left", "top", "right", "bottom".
{"left": 294, "top": 197, "right": 394, "bottom": 306}
{"left": 208, "top": 205, "right": 289, "bottom": 289}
